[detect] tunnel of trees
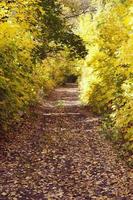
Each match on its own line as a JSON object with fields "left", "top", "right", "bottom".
{"left": 0, "top": 0, "right": 133, "bottom": 163}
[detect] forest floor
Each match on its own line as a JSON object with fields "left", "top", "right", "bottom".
{"left": 0, "top": 84, "right": 133, "bottom": 200}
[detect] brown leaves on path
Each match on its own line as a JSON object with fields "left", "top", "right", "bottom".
{"left": 0, "top": 84, "right": 133, "bottom": 200}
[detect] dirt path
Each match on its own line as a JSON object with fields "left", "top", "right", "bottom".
{"left": 0, "top": 84, "right": 133, "bottom": 200}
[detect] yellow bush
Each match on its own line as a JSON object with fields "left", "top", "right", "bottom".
{"left": 78, "top": 0, "right": 133, "bottom": 151}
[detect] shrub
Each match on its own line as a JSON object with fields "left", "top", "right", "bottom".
{"left": 78, "top": 0, "right": 133, "bottom": 153}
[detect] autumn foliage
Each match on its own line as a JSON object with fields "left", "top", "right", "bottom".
{"left": 0, "top": 0, "right": 85, "bottom": 129}
{"left": 0, "top": 0, "right": 132, "bottom": 159}
{"left": 78, "top": 0, "right": 133, "bottom": 153}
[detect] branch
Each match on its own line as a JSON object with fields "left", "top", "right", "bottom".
{"left": 64, "top": 6, "right": 96, "bottom": 19}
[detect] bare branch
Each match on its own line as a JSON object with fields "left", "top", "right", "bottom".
{"left": 64, "top": 6, "right": 96, "bottom": 19}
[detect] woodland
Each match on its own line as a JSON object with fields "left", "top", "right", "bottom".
{"left": 0, "top": 0, "right": 133, "bottom": 199}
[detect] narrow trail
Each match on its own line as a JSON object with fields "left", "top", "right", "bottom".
{"left": 0, "top": 84, "right": 132, "bottom": 200}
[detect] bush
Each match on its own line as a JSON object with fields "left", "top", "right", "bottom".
{"left": 78, "top": 1, "right": 133, "bottom": 153}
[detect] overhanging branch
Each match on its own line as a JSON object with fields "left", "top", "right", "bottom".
{"left": 64, "top": 6, "right": 96, "bottom": 19}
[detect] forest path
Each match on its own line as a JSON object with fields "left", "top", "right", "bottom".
{"left": 0, "top": 84, "right": 132, "bottom": 200}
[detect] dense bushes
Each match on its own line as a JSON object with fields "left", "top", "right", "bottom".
{"left": 78, "top": 1, "right": 133, "bottom": 154}
{"left": 0, "top": 1, "right": 47, "bottom": 129}
{"left": 0, "top": 20, "right": 37, "bottom": 128}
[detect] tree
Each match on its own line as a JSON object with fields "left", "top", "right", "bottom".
{"left": 36, "top": 0, "right": 87, "bottom": 59}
